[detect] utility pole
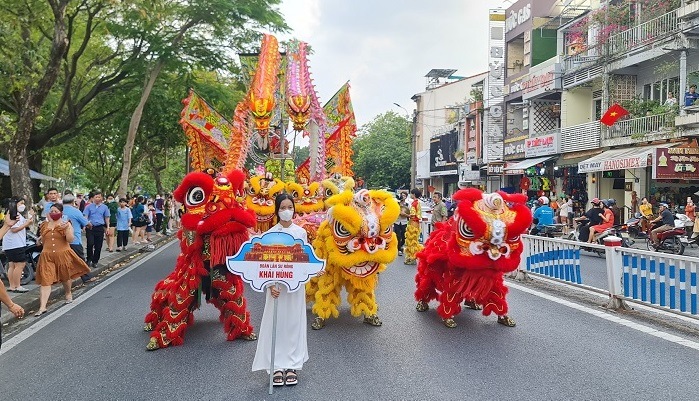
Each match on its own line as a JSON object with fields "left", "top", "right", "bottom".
{"left": 411, "top": 111, "right": 417, "bottom": 190}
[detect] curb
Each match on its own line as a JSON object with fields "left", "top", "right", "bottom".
{"left": 1, "top": 236, "right": 176, "bottom": 326}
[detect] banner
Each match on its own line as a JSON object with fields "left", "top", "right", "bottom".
{"left": 430, "top": 129, "right": 458, "bottom": 174}
{"left": 180, "top": 90, "right": 232, "bottom": 170}
{"left": 654, "top": 146, "right": 699, "bottom": 180}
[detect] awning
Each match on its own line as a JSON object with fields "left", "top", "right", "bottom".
{"left": 556, "top": 149, "right": 605, "bottom": 168}
{"left": 0, "top": 158, "right": 58, "bottom": 181}
{"left": 504, "top": 156, "right": 554, "bottom": 171}
{"left": 577, "top": 144, "right": 676, "bottom": 173}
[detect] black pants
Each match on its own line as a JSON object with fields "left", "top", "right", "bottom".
{"left": 86, "top": 225, "right": 105, "bottom": 265}
{"left": 394, "top": 223, "right": 406, "bottom": 251}
{"left": 155, "top": 213, "right": 164, "bottom": 233}
{"left": 117, "top": 230, "right": 130, "bottom": 247}
{"left": 70, "top": 243, "right": 92, "bottom": 283}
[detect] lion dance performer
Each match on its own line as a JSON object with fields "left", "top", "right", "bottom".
{"left": 143, "top": 169, "right": 258, "bottom": 350}
{"left": 414, "top": 188, "right": 531, "bottom": 328}
{"left": 246, "top": 172, "right": 285, "bottom": 233}
{"left": 404, "top": 188, "right": 423, "bottom": 265}
{"left": 306, "top": 189, "right": 399, "bottom": 329}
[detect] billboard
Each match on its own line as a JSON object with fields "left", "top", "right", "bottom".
{"left": 430, "top": 129, "right": 459, "bottom": 175}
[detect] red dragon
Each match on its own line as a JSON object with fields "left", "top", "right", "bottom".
{"left": 414, "top": 188, "right": 531, "bottom": 328}
{"left": 143, "top": 168, "right": 257, "bottom": 350}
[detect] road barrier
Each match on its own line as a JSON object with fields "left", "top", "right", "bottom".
{"left": 519, "top": 234, "right": 699, "bottom": 318}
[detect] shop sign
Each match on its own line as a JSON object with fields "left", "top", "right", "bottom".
{"left": 654, "top": 147, "right": 699, "bottom": 180}
{"left": 505, "top": 3, "right": 531, "bottom": 34}
{"left": 459, "top": 164, "right": 481, "bottom": 181}
{"left": 504, "top": 137, "right": 526, "bottom": 160}
{"left": 484, "top": 10, "right": 505, "bottom": 163}
{"left": 430, "top": 129, "right": 458, "bottom": 175}
{"left": 525, "top": 132, "right": 559, "bottom": 157}
{"left": 487, "top": 162, "right": 505, "bottom": 175}
{"left": 578, "top": 156, "right": 649, "bottom": 173}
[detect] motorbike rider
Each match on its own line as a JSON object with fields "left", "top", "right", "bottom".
{"left": 588, "top": 200, "right": 614, "bottom": 243}
{"left": 650, "top": 203, "right": 675, "bottom": 247}
{"left": 608, "top": 199, "right": 621, "bottom": 226}
{"left": 575, "top": 198, "right": 603, "bottom": 243}
{"left": 531, "top": 196, "right": 554, "bottom": 235}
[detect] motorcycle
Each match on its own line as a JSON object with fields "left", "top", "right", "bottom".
{"left": 568, "top": 218, "right": 631, "bottom": 256}
{"left": 0, "top": 230, "right": 41, "bottom": 286}
{"left": 530, "top": 223, "right": 565, "bottom": 238}
{"left": 645, "top": 221, "right": 686, "bottom": 255}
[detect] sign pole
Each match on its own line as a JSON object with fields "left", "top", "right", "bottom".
{"left": 268, "top": 283, "right": 280, "bottom": 395}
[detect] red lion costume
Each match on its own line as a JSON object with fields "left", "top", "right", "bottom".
{"left": 143, "top": 169, "right": 257, "bottom": 350}
{"left": 414, "top": 188, "right": 531, "bottom": 328}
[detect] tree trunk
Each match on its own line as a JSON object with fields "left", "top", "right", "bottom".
{"left": 116, "top": 60, "right": 165, "bottom": 197}
{"left": 10, "top": 0, "right": 69, "bottom": 204}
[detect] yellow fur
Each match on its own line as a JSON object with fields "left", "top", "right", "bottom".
{"left": 306, "top": 189, "right": 399, "bottom": 321}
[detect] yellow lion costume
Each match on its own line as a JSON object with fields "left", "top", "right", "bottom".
{"left": 245, "top": 173, "right": 285, "bottom": 233}
{"left": 306, "top": 188, "right": 399, "bottom": 329}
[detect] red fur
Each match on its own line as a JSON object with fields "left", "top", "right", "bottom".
{"left": 414, "top": 188, "right": 531, "bottom": 322}
{"left": 145, "top": 169, "right": 255, "bottom": 349}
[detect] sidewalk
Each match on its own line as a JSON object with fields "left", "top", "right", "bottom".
{"left": 1, "top": 232, "right": 176, "bottom": 326}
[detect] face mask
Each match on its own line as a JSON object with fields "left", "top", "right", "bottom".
{"left": 278, "top": 209, "right": 294, "bottom": 222}
{"left": 49, "top": 212, "right": 62, "bottom": 221}
{"left": 17, "top": 204, "right": 26, "bottom": 213}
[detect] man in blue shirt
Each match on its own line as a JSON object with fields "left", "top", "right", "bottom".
{"left": 532, "top": 196, "right": 555, "bottom": 235}
{"left": 685, "top": 84, "right": 699, "bottom": 107}
{"left": 63, "top": 194, "right": 95, "bottom": 283}
{"left": 83, "top": 191, "right": 110, "bottom": 268}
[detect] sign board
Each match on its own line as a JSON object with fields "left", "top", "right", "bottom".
{"left": 430, "top": 129, "right": 459, "bottom": 174}
{"left": 504, "top": 136, "right": 527, "bottom": 160}
{"left": 459, "top": 164, "right": 481, "bottom": 181}
{"left": 525, "top": 132, "right": 559, "bottom": 157}
{"left": 483, "top": 10, "right": 505, "bottom": 163}
{"left": 653, "top": 147, "right": 699, "bottom": 180}
{"left": 487, "top": 162, "right": 505, "bottom": 175}
{"left": 578, "top": 155, "right": 650, "bottom": 173}
{"left": 227, "top": 232, "right": 325, "bottom": 292}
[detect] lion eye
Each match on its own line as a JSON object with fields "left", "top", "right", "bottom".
{"left": 458, "top": 219, "right": 474, "bottom": 239}
{"left": 186, "top": 187, "right": 206, "bottom": 206}
{"left": 247, "top": 187, "right": 255, "bottom": 195}
{"left": 333, "top": 220, "right": 351, "bottom": 238}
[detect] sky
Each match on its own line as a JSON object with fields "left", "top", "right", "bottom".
{"left": 275, "top": 0, "right": 508, "bottom": 128}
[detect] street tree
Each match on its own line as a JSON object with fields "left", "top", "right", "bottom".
{"left": 352, "top": 111, "right": 411, "bottom": 191}
{"left": 115, "top": 0, "right": 288, "bottom": 196}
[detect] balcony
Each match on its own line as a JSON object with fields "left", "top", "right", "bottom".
{"left": 606, "top": 9, "right": 679, "bottom": 57}
{"left": 560, "top": 121, "right": 600, "bottom": 153}
{"left": 602, "top": 113, "right": 679, "bottom": 147}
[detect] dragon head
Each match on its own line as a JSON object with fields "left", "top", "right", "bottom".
{"left": 245, "top": 173, "right": 286, "bottom": 231}
{"left": 314, "top": 189, "right": 399, "bottom": 278}
{"left": 448, "top": 188, "right": 532, "bottom": 273}
{"left": 173, "top": 168, "right": 255, "bottom": 237}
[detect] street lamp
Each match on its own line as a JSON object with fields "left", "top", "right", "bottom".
{"left": 394, "top": 103, "right": 417, "bottom": 191}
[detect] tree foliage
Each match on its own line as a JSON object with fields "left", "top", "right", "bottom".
{"left": 352, "top": 111, "right": 411, "bottom": 191}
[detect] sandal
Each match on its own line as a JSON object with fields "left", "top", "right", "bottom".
{"left": 272, "top": 370, "right": 284, "bottom": 387}
{"left": 284, "top": 369, "right": 298, "bottom": 386}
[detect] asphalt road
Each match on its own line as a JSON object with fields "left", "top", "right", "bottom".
{"left": 2, "top": 241, "right": 699, "bottom": 400}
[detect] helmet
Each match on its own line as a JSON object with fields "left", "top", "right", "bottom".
{"left": 607, "top": 198, "right": 616, "bottom": 205}
{"left": 591, "top": 197, "right": 601, "bottom": 205}
{"left": 659, "top": 202, "right": 669, "bottom": 208}
{"left": 601, "top": 199, "right": 610, "bottom": 207}
{"left": 538, "top": 196, "right": 549, "bottom": 205}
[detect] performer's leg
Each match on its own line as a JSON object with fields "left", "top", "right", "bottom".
{"left": 310, "top": 270, "right": 342, "bottom": 329}
{"left": 305, "top": 276, "right": 319, "bottom": 303}
{"left": 436, "top": 272, "right": 463, "bottom": 328}
{"left": 209, "top": 268, "right": 256, "bottom": 341}
{"left": 346, "top": 275, "right": 381, "bottom": 325}
{"left": 481, "top": 278, "right": 515, "bottom": 327}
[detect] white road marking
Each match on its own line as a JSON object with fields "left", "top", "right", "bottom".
{"left": 0, "top": 242, "right": 175, "bottom": 356}
{"left": 509, "top": 282, "right": 699, "bottom": 351}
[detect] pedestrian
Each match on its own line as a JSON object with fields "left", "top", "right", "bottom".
{"left": 154, "top": 194, "right": 165, "bottom": 234}
{"left": 393, "top": 192, "right": 408, "bottom": 256}
{"left": 252, "top": 193, "right": 324, "bottom": 386}
{"left": 105, "top": 193, "right": 119, "bottom": 252}
{"left": 431, "top": 192, "right": 448, "bottom": 228}
{"left": 685, "top": 197, "right": 695, "bottom": 221}
{"left": 83, "top": 190, "right": 110, "bottom": 268}
{"left": 3, "top": 197, "right": 34, "bottom": 293}
{"left": 558, "top": 195, "right": 571, "bottom": 232}
{"left": 115, "top": 198, "right": 133, "bottom": 251}
{"left": 62, "top": 194, "right": 96, "bottom": 284}
{"left": 145, "top": 202, "right": 156, "bottom": 242}
{"left": 404, "top": 188, "right": 423, "bottom": 265}
{"left": 131, "top": 195, "right": 147, "bottom": 244}
{"left": 685, "top": 84, "right": 699, "bottom": 107}
{"left": 34, "top": 203, "right": 91, "bottom": 316}
{"left": 162, "top": 193, "right": 172, "bottom": 235}
{"left": 0, "top": 214, "right": 24, "bottom": 345}
{"left": 40, "top": 187, "right": 59, "bottom": 220}
{"left": 76, "top": 192, "right": 86, "bottom": 212}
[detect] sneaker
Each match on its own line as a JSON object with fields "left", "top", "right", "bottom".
{"left": 116, "top": 248, "right": 121, "bottom": 252}
{"left": 14, "top": 286, "right": 30, "bottom": 293}
{"left": 122, "top": 246, "right": 127, "bottom": 251}
{"left": 91, "top": 262, "right": 98, "bottom": 268}
{"left": 398, "top": 251, "right": 403, "bottom": 256}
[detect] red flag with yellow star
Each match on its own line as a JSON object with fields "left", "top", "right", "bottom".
{"left": 600, "top": 103, "right": 629, "bottom": 126}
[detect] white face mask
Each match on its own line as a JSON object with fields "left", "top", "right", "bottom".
{"left": 17, "top": 204, "right": 25, "bottom": 213}
{"left": 278, "top": 209, "right": 294, "bottom": 222}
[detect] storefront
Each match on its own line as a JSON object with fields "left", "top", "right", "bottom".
{"left": 652, "top": 142, "right": 699, "bottom": 208}
{"left": 503, "top": 155, "right": 555, "bottom": 198}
